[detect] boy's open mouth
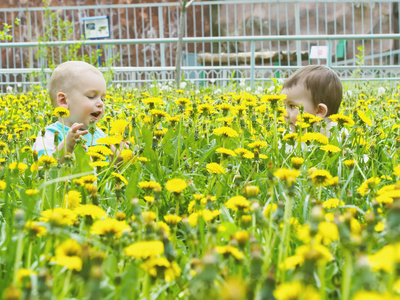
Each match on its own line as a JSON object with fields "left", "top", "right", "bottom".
{"left": 91, "top": 112, "right": 101, "bottom": 118}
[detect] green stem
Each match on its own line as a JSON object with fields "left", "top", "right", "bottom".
{"left": 341, "top": 249, "right": 352, "bottom": 300}
{"left": 59, "top": 269, "right": 72, "bottom": 300}
{"left": 12, "top": 230, "right": 24, "bottom": 286}
{"left": 61, "top": 117, "right": 67, "bottom": 155}
{"left": 277, "top": 194, "right": 293, "bottom": 282}
{"left": 40, "top": 170, "right": 48, "bottom": 211}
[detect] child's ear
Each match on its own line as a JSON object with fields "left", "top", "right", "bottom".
{"left": 56, "top": 92, "right": 68, "bottom": 108}
{"left": 316, "top": 103, "right": 328, "bottom": 118}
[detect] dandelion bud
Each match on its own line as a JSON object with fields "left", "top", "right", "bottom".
{"left": 234, "top": 174, "right": 242, "bottom": 186}
{"left": 152, "top": 136, "right": 158, "bottom": 149}
{"left": 131, "top": 115, "right": 137, "bottom": 127}
{"left": 244, "top": 185, "right": 260, "bottom": 198}
{"left": 54, "top": 131, "right": 59, "bottom": 146}
{"left": 88, "top": 120, "right": 96, "bottom": 135}
{"left": 310, "top": 205, "right": 324, "bottom": 222}
{"left": 14, "top": 209, "right": 25, "bottom": 231}
{"left": 41, "top": 127, "right": 46, "bottom": 138}
{"left": 90, "top": 265, "right": 103, "bottom": 279}
{"left": 4, "top": 286, "right": 22, "bottom": 300}
{"left": 116, "top": 212, "right": 126, "bottom": 221}
{"left": 131, "top": 197, "right": 142, "bottom": 216}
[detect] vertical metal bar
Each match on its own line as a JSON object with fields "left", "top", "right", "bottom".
{"left": 307, "top": 2, "right": 310, "bottom": 66}
{"left": 352, "top": 3, "right": 355, "bottom": 66}
{"left": 150, "top": 7, "right": 155, "bottom": 68}
{"left": 333, "top": 2, "right": 337, "bottom": 65}
{"left": 126, "top": 7, "right": 131, "bottom": 68}
{"left": 133, "top": 7, "right": 139, "bottom": 67}
{"left": 19, "top": 10, "right": 23, "bottom": 68}
{"left": 193, "top": 3, "right": 197, "bottom": 78}
{"left": 209, "top": 4, "right": 213, "bottom": 69}
{"left": 342, "top": 2, "right": 346, "bottom": 70}
{"left": 370, "top": 2, "right": 374, "bottom": 67}
{"left": 277, "top": 4, "right": 281, "bottom": 67}
{"left": 226, "top": 0, "right": 230, "bottom": 81}
{"left": 158, "top": 6, "right": 166, "bottom": 81}
{"left": 327, "top": 39, "right": 332, "bottom": 68}
{"left": 285, "top": 3, "right": 290, "bottom": 66}
{"left": 251, "top": 40, "right": 255, "bottom": 89}
{"left": 141, "top": 7, "right": 146, "bottom": 67}
{"left": 316, "top": 2, "right": 319, "bottom": 65}
{"left": 201, "top": 3, "right": 205, "bottom": 69}
{"left": 295, "top": 1, "right": 301, "bottom": 66}
{"left": 118, "top": 6, "right": 123, "bottom": 67}
{"left": 379, "top": 2, "right": 383, "bottom": 66}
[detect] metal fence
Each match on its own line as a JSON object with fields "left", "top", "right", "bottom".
{"left": 0, "top": 0, "right": 399, "bottom": 89}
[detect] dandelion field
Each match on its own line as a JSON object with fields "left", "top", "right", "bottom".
{"left": 1, "top": 80, "right": 400, "bottom": 300}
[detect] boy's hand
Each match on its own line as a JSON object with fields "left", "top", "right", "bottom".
{"left": 58, "top": 123, "right": 88, "bottom": 154}
{"left": 111, "top": 141, "right": 130, "bottom": 163}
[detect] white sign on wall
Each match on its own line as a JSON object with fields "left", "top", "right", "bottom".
{"left": 309, "top": 46, "right": 329, "bottom": 59}
{"left": 82, "top": 16, "right": 110, "bottom": 39}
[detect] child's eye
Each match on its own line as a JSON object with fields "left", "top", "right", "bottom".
{"left": 88, "top": 96, "right": 95, "bottom": 99}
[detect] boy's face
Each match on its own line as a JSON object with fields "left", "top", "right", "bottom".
{"left": 282, "top": 84, "right": 316, "bottom": 131}
{"left": 62, "top": 70, "right": 106, "bottom": 129}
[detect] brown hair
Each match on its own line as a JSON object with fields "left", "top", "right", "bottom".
{"left": 283, "top": 65, "right": 342, "bottom": 116}
{"left": 48, "top": 61, "right": 103, "bottom": 107}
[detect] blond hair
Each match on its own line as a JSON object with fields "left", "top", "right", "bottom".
{"left": 48, "top": 61, "right": 103, "bottom": 107}
{"left": 283, "top": 65, "right": 342, "bottom": 116}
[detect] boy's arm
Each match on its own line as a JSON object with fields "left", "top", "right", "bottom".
{"left": 57, "top": 123, "right": 88, "bottom": 163}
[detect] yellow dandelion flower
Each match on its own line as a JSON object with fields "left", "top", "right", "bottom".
{"left": 318, "top": 221, "right": 339, "bottom": 244}
{"left": 91, "top": 218, "right": 131, "bottom": 236}
{"left": 17, "top": 269, "right": 37, "bottom": 283}
{"left": 40, "top": 208, "right": 77, "bottom": 226}
{"left": 110, "top": 119, "right": 129, "bottom": 136}
{"left": 329, "top": 114, "right": 355, "bottom": 127}
{"left": 125, "top": 240, "right": 164, "bottom": 259}
{"left": 216, "top": 147, "right": 237, "bottom": 157}
{"left": 96, "top": 135, "right": 124, "bottom": 145}
{"left": 138, "top": 181, "right": 161, "bottom": 191}
{"left": 322, "top": 198, "right": 344, "bottom": 209}
{"left": 89, "top": 161, "right": 109, "bottom": 168}
{"left": 25, "top": 221, "right": 46, "bottom": 237}
{"left": 311, "top": 170, "right": 333, "bottom": 187}
{"left": 291, "top": 157, "right": 304, "bottom": 169}
{"left": 357, "top": 177, "right": 381, "bottom": 196}
{"left": 25, "top": 189, "right": 40, "bottom": 196}
{"left": 320, "top": 144, "right": 341, "bottom": 154}
{"left": 140, "top": 257, "right": 181, "bottom": 282}
{"left": 216, "top": 245, "right": 244, "bottom": 260}
{"left": 88, "top": 145, "right": 113, "bottom": 156}
{"left": 213, "top": 126, "right": 239, "bottom": 138}
{"left": 343, "top": 160, "right": 355, "bottom": 168}
{"left": 53, "top": 107, "right": 70, "bottom": 117}
{"left": 121, "top": 149, "right": 134, "bottom": 162}
{"left": 247, "top": 140, "right": 268, "bottom": 149}
{"left": 55, "top": 239, "right": 82, "bottom": 271}
{"left": 165, "top": 178, "right": 188, "bottom": 194}
{"left": 74, "top": 205, "right": 106, "bottom": 219}
{"left": 225, "top": 196, "right": 250, "bottom": 211}
{"left": 38, "top": 155, "right": 58, "bottom": 167}
{"left": 111, "top": 172, "right": 128, "bottom": 185}
{"left": 144, "top": 196, "right": 155, "bottom": 203}
{"left": 63, "top": 190, "right": 82, "bottom": 209}
{"left": 206, "top": 162, "right": 226, "bottom": 174}
{"left": 274, "top": 168, "right": 301, "bottom": 187}
{"left": 164, "top": 214, "right": 182, "bottom": 225}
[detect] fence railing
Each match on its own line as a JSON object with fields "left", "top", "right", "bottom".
{"left": 0, "top": 0, "right": 399, "bottom": 89}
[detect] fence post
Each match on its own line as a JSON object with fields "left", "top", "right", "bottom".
{"left": 327, "top": 39, "right": 332, "bottom": 68}
{"left": 295, "top": 1, "right": 301, "bottom": 66}
{"left": 251, "top": 40, "right": 255, "bottom": 89}
{"left": 158, "top": 6, "right": 166, "bottom": 82}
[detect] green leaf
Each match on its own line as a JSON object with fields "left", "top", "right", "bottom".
{"left": 73, "top": 144, "right": 93, "bottom": 174}
{"left": 103, "top": 253, "right": 118, "bottom": 278}
{"left": 125, "top": 166, "right": 141, "bottom": 200}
